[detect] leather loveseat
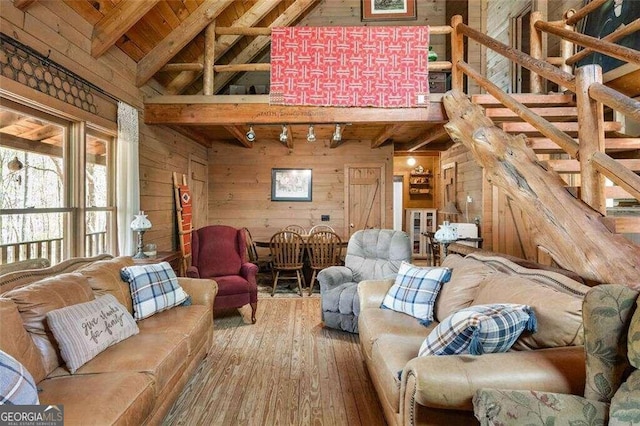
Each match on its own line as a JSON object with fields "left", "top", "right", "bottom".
{"left": 0, "top": 255, "right": 217, "bottom": 425}
{"left": 358, "top": 251, "right": 593, "bottom": 425}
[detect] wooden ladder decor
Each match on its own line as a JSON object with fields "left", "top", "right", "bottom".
{"left": 173, "top": 172, "right": 193, "bottom": 276}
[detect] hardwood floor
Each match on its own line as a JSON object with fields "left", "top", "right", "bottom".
{"left": 163, "top": 298, "right": 386, "bottom": 425}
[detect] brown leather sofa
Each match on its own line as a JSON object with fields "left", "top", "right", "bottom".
{"left": 0, "top": 255, "right": 217, "bottom": 425}
{"left": 358, "top": 251, "right": 593, "bottom": 425}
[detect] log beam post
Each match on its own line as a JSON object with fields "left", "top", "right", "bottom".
{"left": 442, "top": 89, "right": 640, "bottom": 286}
{"left": 450, "top": 15, "right": 464, "bottom": 92}
{"left": 203, "top": 21, "right": 216, "bottom": 96}
{"left": 576, "top": 65, "right": 606, "bottom": 215}
{"left": 529, "top": 11, "right": 544, "bottom": 94}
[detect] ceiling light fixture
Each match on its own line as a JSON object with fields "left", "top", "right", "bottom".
{"left": 332, "top": 124, "right": 342, "bottom": 142}
{"left": 306, "top": 125, "right": 316, "bottom": 143}
{"left": 246, "top": 125, "right": 256, "bottom": 142}
{"left": 279, "top": 125, "right": 289, "bottom": 143}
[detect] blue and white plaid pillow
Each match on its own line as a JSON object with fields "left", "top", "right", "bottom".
{"left": 381, "top": 262, "right": 452, "bottom": 326}
{"left": 419, "top": 304, "right": 537, "bottom": 356}
{"left": 120, "top": 262, "right": 188, "bottom": 321}
{"left": 1, "top": 350, "right": 39, "bottom": 405}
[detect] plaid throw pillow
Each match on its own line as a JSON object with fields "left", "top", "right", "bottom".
{"left": 419, "top": 304, "right": 537, "bottom": 356}
{"left": 381, "top": 262, "right": 452, "bottom": 326}
{"left": 120, "top": 262, "right": 188, "bottom": 321}
{"left": 0, "top": 350, "right": 39, "bottom": 404}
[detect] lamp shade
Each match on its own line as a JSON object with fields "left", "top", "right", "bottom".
{"left": 131, "top": 211, "right": 152, "bottom": 231}
{"left": 440, "top": 201, "right": 461, "bottom": 216}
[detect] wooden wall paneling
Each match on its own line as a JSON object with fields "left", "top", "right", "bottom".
{"left": 208, "top": 138, "right": 392, "bottom": 242}
{"left": 2, "top": 1, "right": 144, "bottom": 109}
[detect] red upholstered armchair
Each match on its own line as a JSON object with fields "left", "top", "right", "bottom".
{"left": 187, "top": 225, "right": 258, "bottom": 323}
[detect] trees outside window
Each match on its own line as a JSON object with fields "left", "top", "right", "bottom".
{"left": 0, "top": 100, "right": 115, "bottom": 264}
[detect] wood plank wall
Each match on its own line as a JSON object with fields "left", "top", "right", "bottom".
{"left": 1, "top": 1, "right": 206, "bottom": 254}
{"left": 206, "top": 139, "right": 394, "bottom": 242}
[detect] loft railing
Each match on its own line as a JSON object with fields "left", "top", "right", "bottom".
{"left": 447, "top": 9, "right": 640, "bottom": 216}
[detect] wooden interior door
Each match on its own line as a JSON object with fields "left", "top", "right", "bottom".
{"left": 344, "top": 163, "right": 386, "bottom": 238}
{"left": 188, "top": 155, "right": 208, "bottom": 231}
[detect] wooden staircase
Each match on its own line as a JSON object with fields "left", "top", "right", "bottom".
{"left": 472, "top": 92, "right": 640, "bottom": 238}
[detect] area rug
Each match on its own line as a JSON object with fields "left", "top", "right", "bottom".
{"left": 270, "top": 26, "right": 430, "bottom": 107}
{"left": 257, "top": 271, "right": 320, "bottom": 299}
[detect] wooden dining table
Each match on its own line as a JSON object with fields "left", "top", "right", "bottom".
{"left": 253, "top": 234, "right": 348, "bottom": 287}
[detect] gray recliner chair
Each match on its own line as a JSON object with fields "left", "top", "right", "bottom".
{"left": 318, "top": 229, "right": 412, "bottom": 333}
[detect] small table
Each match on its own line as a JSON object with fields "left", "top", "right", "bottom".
{"left": 132, "top": 251, "right": 182, "bottom": 276}
{"left": 441, "top": 238, "right": 483, "bottom": 257}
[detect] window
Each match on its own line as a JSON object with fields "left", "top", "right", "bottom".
{"left": 0, "top": 99, "right": 115, "bottom": 264}
{"left": 85, "top": 128, "right": 115, "bottom": 257}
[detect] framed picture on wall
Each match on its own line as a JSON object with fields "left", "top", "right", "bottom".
{"left": 576, "top": 0, "right": 640, "bottom": 74}
{"left": 361, "top": 0, "right": 417, "bottom": 22}
{"left": 271, "top": 168, "right": 312, "bottom": 202}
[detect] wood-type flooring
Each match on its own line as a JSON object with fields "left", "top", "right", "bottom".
{"left": 163, "top": 298, "right": 386, "bottom": 425}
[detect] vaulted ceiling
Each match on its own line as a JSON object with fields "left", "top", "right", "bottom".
{"left": 16, "top": 0, "right": 452, "bottom": 150}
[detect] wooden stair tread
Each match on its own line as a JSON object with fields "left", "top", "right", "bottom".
{"left": 472, "top": 93, "right": 574, "bottom": 107}
{"left": 485, "top": 107, "right": 578, "bottom": 121}
{"left": 502, "top": 121, "right": 622, "bottom": 134}
{"left": 528, "top": 137, "right": 640, "bottom": 152}
{"left": 608, "top": 215, "right": 640, "bottom": 233}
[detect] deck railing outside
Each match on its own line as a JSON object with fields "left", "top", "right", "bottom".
{"left": 0, "top": 231, "right": 108, "bottom": 266}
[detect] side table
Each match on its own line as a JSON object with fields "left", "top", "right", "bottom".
{"left": 132, "top": 251, "right": 182, "bottom": 276}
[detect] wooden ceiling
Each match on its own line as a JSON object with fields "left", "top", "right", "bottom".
{"left": 16, "top": 0, "right": 452, "bottom": 151}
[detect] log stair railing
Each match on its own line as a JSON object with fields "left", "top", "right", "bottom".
{"left": 448, "top": 8, "right": 640, "bottom": 240}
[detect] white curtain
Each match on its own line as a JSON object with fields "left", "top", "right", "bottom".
{"left": 116, "top": 102, "right": 140, "bottom": 256}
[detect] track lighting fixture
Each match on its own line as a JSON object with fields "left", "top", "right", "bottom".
{"left": 306, "top": 125, "right": 316, "bottom": 143}
{"left": 279, "top": 125, "right": 289, "bottom": 143}
{"left": 332, "top": 124, "right": 342, "bottom": 142}
{"left": 246, "top": 125, "right": 256, "bottom": 142}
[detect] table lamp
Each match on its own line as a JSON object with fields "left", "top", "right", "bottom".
{"left": 131, "top": 211, "right": 152, "bottom": 259}
{"left": 435, "top": 201, "right": 461, "bottom": 244}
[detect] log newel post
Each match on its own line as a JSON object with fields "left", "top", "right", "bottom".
{"left": 576, "top": 65, "right": 606, "bottom": 215}
{"left": 530, "top": 11, "right": 544, "bottom": 94}
{"left": 451, "top": 15, "right": 464, "bottom": 92}
{"left": 204, "top": 21, "right": 216, "bottom": 96}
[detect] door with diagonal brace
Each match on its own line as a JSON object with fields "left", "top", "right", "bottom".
{"left": 344, "top": 163, "right": 386, "bottom": 238}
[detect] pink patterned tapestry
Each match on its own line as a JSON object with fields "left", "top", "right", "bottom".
{"left": 269, "top": 26, "right": 430, "bottom": 108}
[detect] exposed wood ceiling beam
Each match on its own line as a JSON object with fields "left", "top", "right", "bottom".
{"left": 211, "top": 0, "right": 320, "bottom": 95}
{"left": 144, "top": 100, "right": 441, "bottom": 125}
{"left": 13, "top": 0, "right": 37, "bottom": 11}
{"left": 0, "top": 132, "right": 63, "bottom": 157}
{"left": 405, "top": 124, "right": 449, "bottom": 151}
{"left": 371, "top": 124, "right": 403, "bottom": 148}
{"left": 166, "top": 0, "right": 284, "bottom": 95}
{"left": 91, "top": 0, "right": 161, "bottom": 58}
{"left": 224, "top": 125, "right": 253, "bottom": 148}
{"left": 136, "top": 0, "right": 235, "bottom": 87}
{"left": 17, "top": 124, "right": 62, "bottom": 141}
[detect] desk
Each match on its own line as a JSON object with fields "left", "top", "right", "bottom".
{"left": 132, "top": 251, "right": 182, "bottom": 276}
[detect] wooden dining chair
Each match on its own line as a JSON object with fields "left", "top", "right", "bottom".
{"left": 306, "top": 231, "right": 342, "bottom": 296}
{"left": 309, "top": 224, "right": 335, "bottom": 234}
{"left": 242, "top": 227, "right": 272, "bottom": 272}
{"left": 424, "top": 231, "right": 441, "bottom": 266}
{"left": 282, "top": 224, "right": 307, "bottom": 235}
{"left": 269, "top": 231, "right": 305, "bottom": 296}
